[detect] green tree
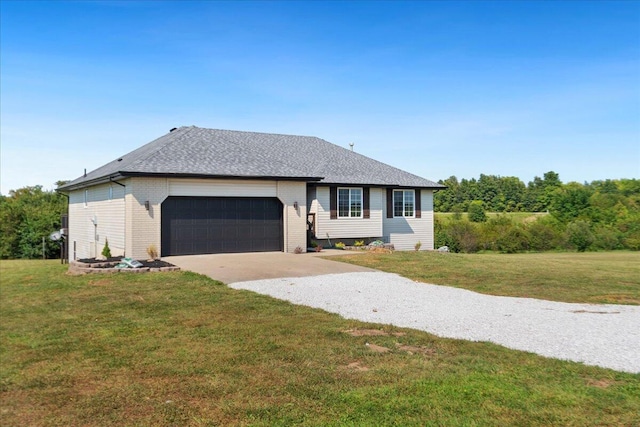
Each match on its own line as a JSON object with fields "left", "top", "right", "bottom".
{"left": 0, "top": 186, "right": 68, "bottom": 259}
{"left": 526, "top": 171, "right": 562, "bottom": 212}
{"left": 550, "top": 182, "right": 594, "bottom": 223}
{"left": 468, "top": 200, "right": 487, "bottom": 222}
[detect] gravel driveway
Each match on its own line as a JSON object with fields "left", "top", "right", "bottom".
{"left": 230, "top": 272, "right": 640, "bottom": 373}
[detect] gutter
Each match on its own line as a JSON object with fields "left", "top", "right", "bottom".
{"left": 58, "top": 172, "right": 325, "bottom": 192}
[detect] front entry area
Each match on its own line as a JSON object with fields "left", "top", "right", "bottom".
{"left": 161, "top": 196, "right": 283, "bottom": 256}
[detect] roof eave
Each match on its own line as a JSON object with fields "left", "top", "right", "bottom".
{"left": 119, "top": 172, "right": 324, "bottom": 182}
{"left": 56, "top": 173, "right": 128, "bottom": 193}
{"left": 57, "top": 172, "right": 324, "bottom": 192}
{"left": 312, "top": 181, "right": 446, "bottom": 190}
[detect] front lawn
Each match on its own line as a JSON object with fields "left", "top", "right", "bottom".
{"left": 1, "top": 260, "right": 638, "bottom": 426}
{"left": 334, "top": 251, "right": 640, "bottom": 304}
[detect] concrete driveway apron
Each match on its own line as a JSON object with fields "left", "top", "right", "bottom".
{"left": 164, "top": 250, "right": 376, "bottom": 283}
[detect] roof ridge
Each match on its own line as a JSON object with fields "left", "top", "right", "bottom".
{"left": 191, "top": 126, "right": 322, "bottom": 140}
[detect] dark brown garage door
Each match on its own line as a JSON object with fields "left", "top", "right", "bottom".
{"left": 161, "top": 197, "right": 283, "bottom": 256}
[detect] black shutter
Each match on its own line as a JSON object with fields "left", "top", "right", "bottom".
{"left": 415, "top": 189, "right": 421, "bottom": 218}
{"left": 363, "top": 187, "right": 370, "bottom": 219}
{"left": 386, "top": 189, "right": 393, "bottom": 218}
{"left": 330, "top": 186, "right": 337, "bottom": 220}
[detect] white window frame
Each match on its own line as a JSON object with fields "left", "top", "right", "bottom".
{"left": 393, "top": 189, "right": 415, "bottom": 218}
{"left": 337, "top": 187, "right": 363, "bottom": 218}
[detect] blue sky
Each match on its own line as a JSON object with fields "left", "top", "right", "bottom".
{"left": 1, "top": 1, "right": 639, "bottom": 194}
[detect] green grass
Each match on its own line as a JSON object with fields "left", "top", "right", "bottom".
{"left": 1, "top": 260, "right": 639, "bottom": 426}
{"left": 335, "top": 251, "right": 640, "bottom": 305}
{"left": 436, "top": 211, "right": 549, "bottom": 223}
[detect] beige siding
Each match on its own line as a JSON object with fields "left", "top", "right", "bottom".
{"left": 126, "top": 177, "right": 169, "bottom": 260}
{"left": 67, "top": 182, "right": 126, "bottom": 260}
{"left": 314, "top": 186, "right": 383, "bottom": 239}
{"left": 277, "top": 181, "right": 307, "bottom": 253}
{"left": 383, "top": 189, "right": 434, "bottom": 251}
{"left": 169, "top": 179, "right": 277, "bottom": 197}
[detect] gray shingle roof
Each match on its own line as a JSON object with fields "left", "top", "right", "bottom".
{"left": 59, "top": 126, "right": 444, "bottom": 190}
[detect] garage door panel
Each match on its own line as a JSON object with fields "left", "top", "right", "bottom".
{"left": 161, "top": 196, "right": 283, "bottom": 256}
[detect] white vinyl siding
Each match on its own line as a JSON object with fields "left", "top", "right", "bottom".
{"left": 315, "top": 186, "right": 382, "bottom": 238}
{"left": 383, "top": 189, "right": 434, "bottom": 251}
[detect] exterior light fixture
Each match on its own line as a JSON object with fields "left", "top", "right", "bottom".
{"left": 145, "top": 201, "right": 150, "bottom": 211}
{"left": 293, "top": 201, "right": 298, "bottom": 210}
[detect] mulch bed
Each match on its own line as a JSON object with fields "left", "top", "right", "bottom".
{"left": 77, "top": 258, "right": 177, "bottom": 268}
{"left": 70, "top": 258, "right": 180, "bottom": 275}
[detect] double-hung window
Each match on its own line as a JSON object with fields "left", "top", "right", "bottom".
{"left": 338, "top": 187, "right": 362, "bottom": 218}
{"left": 393, "top": 189, "right": 415, "bottom": 217}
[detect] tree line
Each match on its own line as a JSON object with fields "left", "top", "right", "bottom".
{"left": 0, "top": 186, "right": 68, "bottom": 259}
{"left": 434, "top": 172, "right": 640, "bottom": 252}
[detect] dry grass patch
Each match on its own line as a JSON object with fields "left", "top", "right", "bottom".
{"left": 344, "top": 328, "right": 406, "bottom": 337}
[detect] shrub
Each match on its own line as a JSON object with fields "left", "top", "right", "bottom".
{"left": 354, "top": 240, "right": 365, "bottom": 247}
{"left": 315, "top": 245, "right": 323, "bottom": 252}
{"left": 479, "top": 215, "right": 513, "bottom": 250}
{"left": 592, "top": 226, "right": 622, "bottom": 250}
{"left": 414, "top": 241, "right": 422, "bottom": 251}
{"left": 468, "top": 200, "right": 487, "bottom": 223}
{"left": 527, "top": 219, "right": 561, "bottom": 251}
{"left": 101, "top": 238, "right": 112, "bottom": 258}
{"left": 622, "top": 230, "right": 640, "bottom": 251}
{"left": 566, "top": 220, "right": 594, "bottom": 252}
{"left": 294, "top": 246, "right": 303, "bottom": 254}
{"left": 495, "top": 226, "right": 530, "bottom": 253}
{"left": 146, "top": 244, "right": 158, "bottom": 260}
{"left": 335, "top": 242, "right": 345, "bottom": 249}
{"left": 440, "top": 220, "right": 479, "bottom": 253}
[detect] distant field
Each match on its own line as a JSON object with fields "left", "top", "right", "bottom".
{"left": 335, "top": 251, "right": 640, "bottom": 305}
{"left": 1, "top": 260, "right": 639, "bottom": 426}
{"left": 436, "top": 211, "right": 549, "bottom": 223}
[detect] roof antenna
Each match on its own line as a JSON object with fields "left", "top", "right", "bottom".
{"left": 349, "top": 142, "right": 354, "bottom": 152}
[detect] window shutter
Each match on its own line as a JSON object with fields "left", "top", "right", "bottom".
{"left": 363, "top": 187, "right": 370, "bottom": 219}
{"left": 330, "top": 186, "right": 337, "bottom": 219}
{"left": 415, "top": 189, "right": 422, "bottom": 218}
{"left": 386, "top": 189, "right": 393, "bottom": 218}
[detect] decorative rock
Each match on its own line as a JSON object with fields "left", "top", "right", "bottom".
{"left": 67, "top": 260, "right": 178, "bottom": 275}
